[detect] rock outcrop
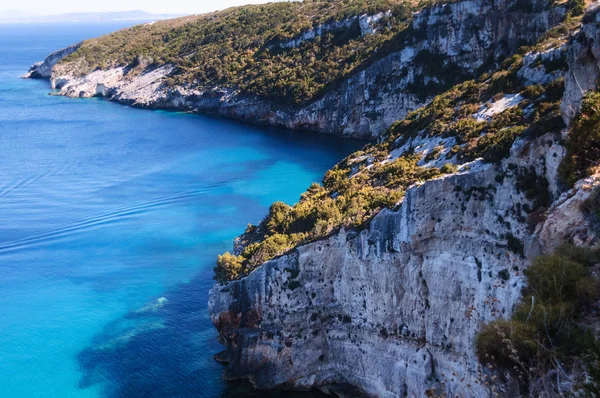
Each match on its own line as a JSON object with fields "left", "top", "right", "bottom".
{"left": 561, "top": 7, "right": 600, "bottom": 124}
{"left": 209, "top": 129, "right": 598, "bottom": 396}
{"left": 28, "top": 0, "right": 565, "bottom": 138}
{"left": 23, "top": 42, "right": 81, "bottom": 78}
{"left": 208, "top": 7, "right": 600, "bottom": 397}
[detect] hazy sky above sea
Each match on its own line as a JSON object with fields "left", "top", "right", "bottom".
{"left": 3, "top": 0, "right": 289, "bottom": 16}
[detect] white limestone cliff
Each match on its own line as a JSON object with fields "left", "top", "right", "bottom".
{"left": 561, "top": 6, "right": 600, "bottom": 125}
{"left": 207, "top": 9, "right": 600, "bottom": 397}
{"left": 208, "top": 128, "right": 598, "bottom": 396}
{"left": 28, "top": 0, "right": 565, "bottom": 139}
{"left": 23, "top": 42, "right": 81, "bottom": 78}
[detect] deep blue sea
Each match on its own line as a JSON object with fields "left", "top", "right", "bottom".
{"left": 0, "top": 23, "right": 362, "bottom": 398}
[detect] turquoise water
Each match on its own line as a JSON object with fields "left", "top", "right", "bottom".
{"left": 0, "top": 23, "right": 362, "bottom": 397}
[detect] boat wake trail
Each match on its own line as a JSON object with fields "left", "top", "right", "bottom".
{"left": 0, "top": 182, "right": 226, "bottom": 254}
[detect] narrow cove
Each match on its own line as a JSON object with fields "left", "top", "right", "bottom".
{"left": 0, "top": 22, "right": 364, "bottom": 397}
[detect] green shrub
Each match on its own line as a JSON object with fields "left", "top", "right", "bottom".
{"left": 524, "top": 254, "right": 590, "bottom": 305}
{"left": 475, "top": 126, "right": 525, "bottom": 163}
{"left": 488, "top": 69, "right": 522, "bottom": 96}
{"left": 522, "top": 84, "right": 544, "bottom": 99}
{"left": 214, "top": 252, "right": 244, "bottom": 283}
{"left": 476, "top": 320, "right": 538, "bottom": 369}
{"left": 567, "top": 0, "right": 585, "bottom": 17}
{"left": 452, "top": 118, "right": 484, "bottom": 143}
{"left": 245, "top": 233, "right": 305, "bottom": 268}
{"left": 440, "top": 163, "right": 457, "bottom": 174}
{"left": 377, "top": 156, "right": 441, "bottom": 188}
{"left": 477, "top": 246, "right": 600, "bottom": 390}
{"left": 555, "top": 242, "right": 600, "bottom": 267}
{"left": 510, "top": 253, "right": 598, "bottom": 335}
{"left": 264, "top": 201, "right": 292, "bottom": 234}
{"left": 424, "top": 145, "right": 443, "bottom": 162}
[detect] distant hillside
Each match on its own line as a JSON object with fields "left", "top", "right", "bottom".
{"left": 56, "top": 1, "right": 411, "bottom": 105}
{"left": 28, "top": 0, "right": 569, "bottom": 137}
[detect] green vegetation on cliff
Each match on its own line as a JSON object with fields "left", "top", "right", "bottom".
{"left": 213, "top": 17, "right": 579, "bottom": 283}
{"left": 60, "top": 0, "right": 420, "bottom": 105}
{"left": 58, "top": 0, "right": 569, "bottom": 107}
{"left": 476, "top": 245, "right": 600, "bottom": 394}
{"left": 560, "top": 91, "right": 600, "bottom": 186}
{"left": 215, "top": 155, "right": 440, "bottom": 282}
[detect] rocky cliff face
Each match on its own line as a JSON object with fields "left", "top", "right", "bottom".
{"left": 209, "top": 137, "right": 598, "bottom": 397}
{"left": 23, "top": 43, "right": 81, "bottom": 78}
{"left": 562, "top": 6, "right": 600, "bottom": 125}
{"left": 207, "top": 11, "right": 600, "bottom": 398}
{"left": 28, "top": 0, "right": 565, "bottom": 138}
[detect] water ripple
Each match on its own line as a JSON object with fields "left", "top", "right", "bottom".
{"left": 0, "top": 182, "right": 228, "bottom": 254}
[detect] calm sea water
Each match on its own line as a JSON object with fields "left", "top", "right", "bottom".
{"left": 0, "top": 23, "right": 362, "bottom": 398}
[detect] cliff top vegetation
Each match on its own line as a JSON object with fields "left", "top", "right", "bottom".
{"left": 476, "top": 245, "right": 600, "bottom": 395}
{"left": 59, "top": 0, "right": 567, "bottom": 105}
{"left": 60, "top": 0, "right": 418, "bottom": 105}
{"left": 214, "top": 4, "right": 592, "bottom": 283}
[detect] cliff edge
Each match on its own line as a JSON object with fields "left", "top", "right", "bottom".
{"left": 26, "top": 0, "right": 565, "bottom": 138}
{"left": 209, "top": 4, "right": 600, "bottom": 397}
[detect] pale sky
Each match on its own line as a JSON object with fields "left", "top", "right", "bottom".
{"left": 4, "top": 0, "right": 288, "bottom": 16}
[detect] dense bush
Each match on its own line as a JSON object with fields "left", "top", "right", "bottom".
{"left": 476, "top": 320, "right": 538, "bottom": 369}
{"left": 476, "top": 246, "right": 600, "bottom": 391}
{"left": 475, "top": 125, "right": 525, "bottom": 162}
{"left": 440, "top": 163, "right": 457, "bottom": 174}
{"left": 214, "top": 252, "right": 244, "bottom": 283}
{"left": 567, "top": 0, "right": 585, "bottom": 17}
{"left": 214, "top": 154, "right": 438, "bottom": 282}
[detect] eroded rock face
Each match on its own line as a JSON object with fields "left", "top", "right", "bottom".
{"left": 207, "top": 11, "right": 600, "bottom": 392}
{"left": 561, "top": 7, "right": 600, "bottom": 125}
{"left": 209, "top": 127, "right": 598, "bottom": 396}
{"left": 535, "top": 175, "right": 600, "bottom": 249}
{"left": 22, "top": 42, "right": 81, "bottom": 78}
{"left": 28, "top": 0, "right": 565, "bottom": 138}
{"left": 518, "top": 44, "right": 567, "bottom": 86}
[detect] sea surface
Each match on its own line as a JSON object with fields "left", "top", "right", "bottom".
{"left": 0, "top": 23, "right": 362, "bottom": 397}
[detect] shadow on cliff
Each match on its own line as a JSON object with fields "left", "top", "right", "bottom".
{"left": 75, "top": 266, "right": 325, "bottom": 398}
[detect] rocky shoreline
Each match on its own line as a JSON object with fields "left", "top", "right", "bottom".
{"left": 25, "top": 0, "right": 565, "bottom": 139}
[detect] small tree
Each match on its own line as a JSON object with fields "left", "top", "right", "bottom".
{"left": 214, "top": 252, "right": 244, "bottom": 284}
